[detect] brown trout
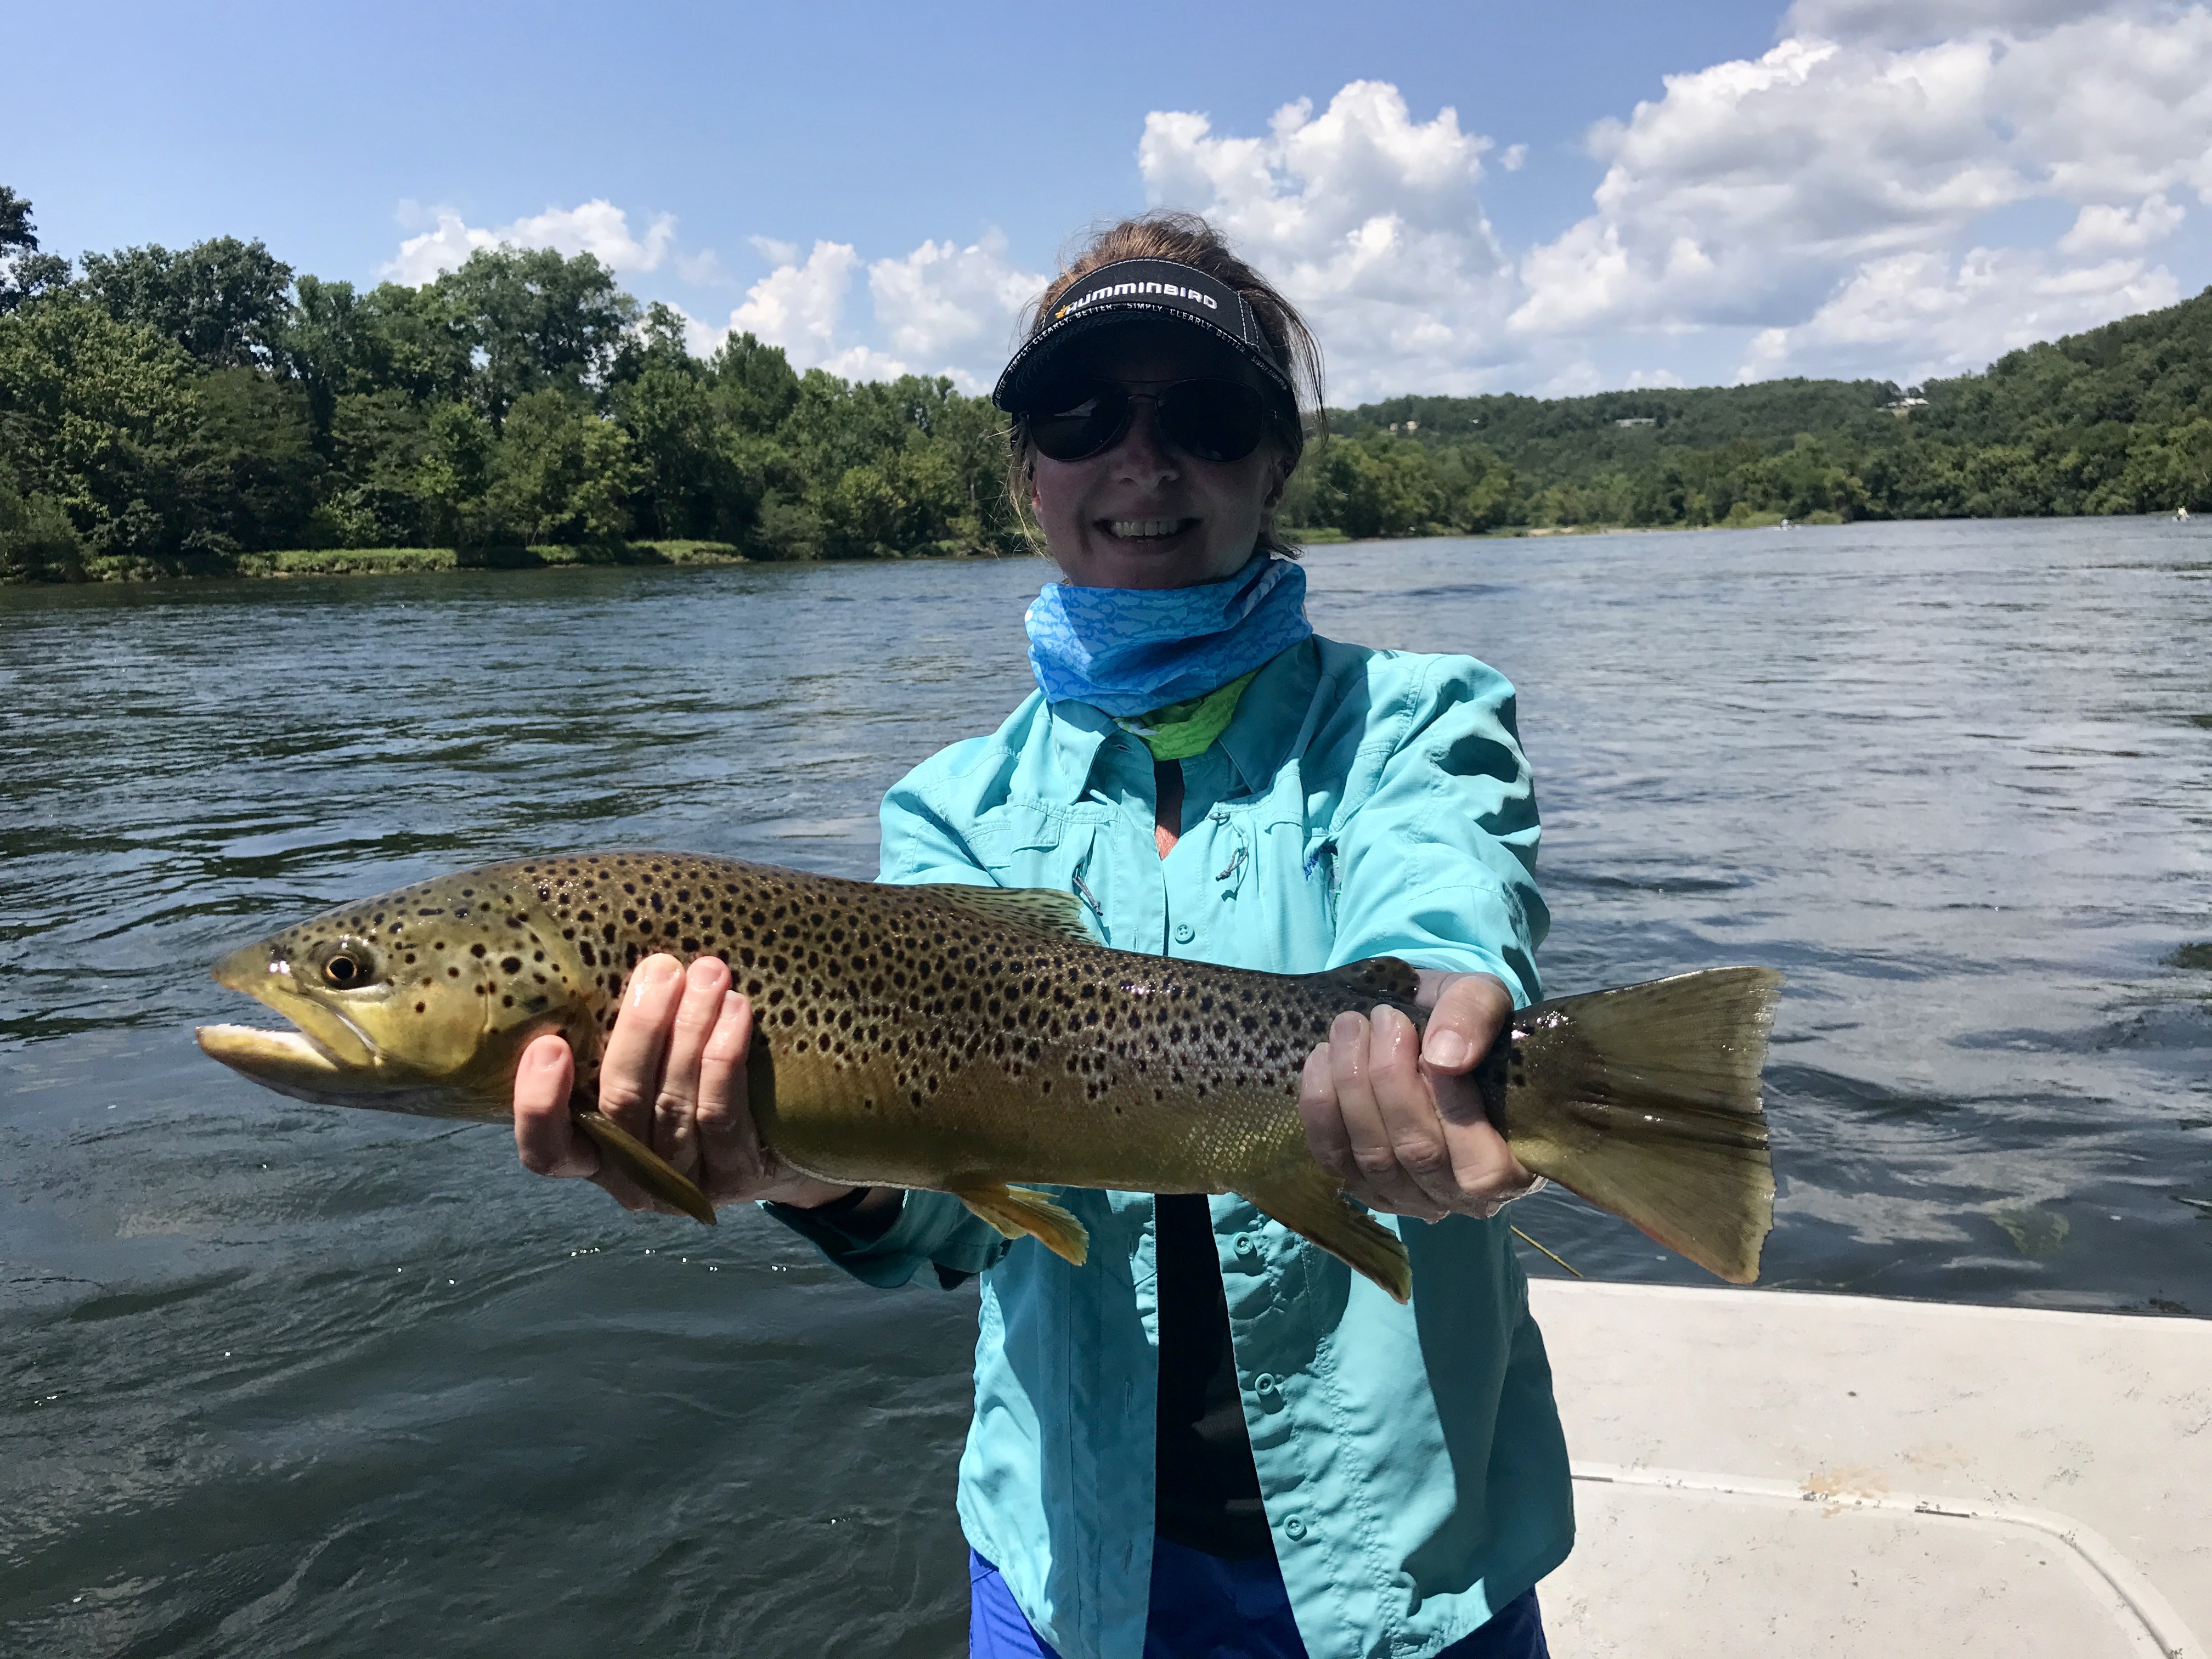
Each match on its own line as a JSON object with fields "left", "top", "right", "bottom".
{"left": 195, "top": 852, "right": 1784, "bottom": 1297}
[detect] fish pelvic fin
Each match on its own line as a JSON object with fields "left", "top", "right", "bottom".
{"left": 1241, "top": 1165, "right": 1413, "bottom": 1304}
{"left": 1497, "top": 967, "right": 1784, "bottom": 1285}
{"left": 572, "top": 1109, "right": 716, "bottom": 1226}
{"left": 955, "top": 1183, "right": 1090, "bottom": 1266}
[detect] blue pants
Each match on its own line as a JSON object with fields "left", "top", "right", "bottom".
{"left": 969, "top": 1543, "right": 1550, "bottom": 1659}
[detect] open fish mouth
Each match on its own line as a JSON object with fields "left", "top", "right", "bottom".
{"left": 195, "top": 1022, "right": 347, "bottom": 1076}
{"left": 193, "top": 1021, "right": 379, "bottom": 1108}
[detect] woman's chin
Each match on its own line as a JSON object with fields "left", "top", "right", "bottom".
{"left": 1065, "top": 529, "right": 1244, "bottom": 589}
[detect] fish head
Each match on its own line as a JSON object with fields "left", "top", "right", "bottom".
{"left": 197, "top": 867, "right": 588, "bottom": 1120}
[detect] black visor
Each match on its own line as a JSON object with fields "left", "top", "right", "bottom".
{"left": 994, "top": 258, "right": 1299, "bottom": 445}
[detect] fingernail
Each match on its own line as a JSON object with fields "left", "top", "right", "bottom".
{"left": 1426, "top": 1031, "right": 1469, "bottom": 1069}
{"left": 530, "top": 1043, "right": 566, "bottom": 1073}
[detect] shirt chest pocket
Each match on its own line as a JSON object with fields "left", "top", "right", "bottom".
{"left": 968, "top": 809, "right": 1107, "bottom": 935}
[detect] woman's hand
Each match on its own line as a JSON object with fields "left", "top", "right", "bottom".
{"left": 1296, "top": 970, "right": 1542, "bottom": 1222}
{"left": 511, "top": 952, "right": 858, "bottom": 1214}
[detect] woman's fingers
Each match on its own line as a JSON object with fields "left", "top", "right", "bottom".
{"left": 1299, "top": 990, "right": 1540, "bottom": 1220}
{"left": 514, "top": 1033, "right": 595, "bottom": 1178}
{"left": 1321, "top": 1009, "right": 1448, "bottom": 1220}
{"left": 1363, "top": 1005, "right": 1465, "bottom": 1217}
{"left": 585, "top": 953, "right": 686, "bottom": 1211}
{"left": 653, "top": 956, "right": 733, "bottom": 1176}
{"left": 694, "top": 989, "right": 772, "bottom": 1206}
{"left": 1413, "top": 971, "right": 1514, "bottom": 1073}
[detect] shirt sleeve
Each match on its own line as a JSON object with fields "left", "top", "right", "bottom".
{"left": 755, "top": 747, "right": 1013, "bottom": 1288}
{"left": 1327, "top": 654, "right": 1548, "bottom": 1006}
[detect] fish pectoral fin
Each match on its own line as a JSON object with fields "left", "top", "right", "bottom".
{"left": 952, "top": 1183, "right": 1090, "bottom": 1266}
{"left": 572, "top": 1109, "right": 716, "bottom": 1227}
{"left": 1240, "top": 1166, "right": 1413, "bottom": 1304}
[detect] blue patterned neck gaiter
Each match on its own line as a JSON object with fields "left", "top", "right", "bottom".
{"left": 1023, "top": 553, "right": 1313, "bottom": 717}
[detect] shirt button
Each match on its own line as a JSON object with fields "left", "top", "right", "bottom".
{"left": 1254, "top": 1373, "right": 1277, "bottom": 1394}
{"left": 1283, "top": 1516, "right": 1308, "bottom": 1541}
{"left": 1172, "top": 922, "right": 1195, "bottom": 944}
{"left": 1233, "top": 1234, "right": 1257, "bottom": 1259}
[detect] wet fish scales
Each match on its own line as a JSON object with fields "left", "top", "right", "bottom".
{"left": 195, "top": 851, "right": 1785, "bottom": 1297}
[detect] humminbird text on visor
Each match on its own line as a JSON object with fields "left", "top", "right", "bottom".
{"left": 1057, "top": 282, "right": 1222, "bottom": 319}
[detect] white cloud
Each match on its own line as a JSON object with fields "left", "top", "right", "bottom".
{"left": 1782, "top": 0, "right": 2118, "bottom": 48}
{"left": 1510, "top": 5, "right": 2212, "bottom": 381}
{"left": 2058, "top": 191, "right": 2186, "bottom": 254}
{"left": 868, "top": 229, "right": 1043, "bottom": 382}
{"left": 1138, "top": 81, "right": 1517, "bottom": 401}
{"left": 381, "top": 198, "right": 676, "bottom": 285}
{"left": 721, "top": 239, "right": 860, "bottom": 370}
{"left": 1742, "top": 245, "right": 2181, "bottom": 381}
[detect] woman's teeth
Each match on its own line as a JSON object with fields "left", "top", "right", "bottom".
{"left": 1107, "top": 518, "right": 1187, "bottom": 540}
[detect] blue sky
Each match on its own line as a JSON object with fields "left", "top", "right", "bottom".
{"left": 15, "top": 0, "right": 2212, "bottom": 399}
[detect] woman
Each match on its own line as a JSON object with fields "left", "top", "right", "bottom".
{"left": 511, "top": 213, "right": 1570, "bottom": 1659}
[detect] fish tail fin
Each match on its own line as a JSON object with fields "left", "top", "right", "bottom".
{"left": 955, "top": 1182, "right": 1091, "bottom": 1266}
{"left": 1498, "top": 967, "right": 1784, "bottom": 1284}
{"left": 1242, "top": 1165, "right": 1413, "bottom": 1304}
{"left": 572, "top": 1109, "right": 717, "bottom": 1226}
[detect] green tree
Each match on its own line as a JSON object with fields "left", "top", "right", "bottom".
{"left": 78, "top": 237, "right": 295, "bottom": 369}
{"left": 435, "top": 248, "right": 637, "bottom": 424}
{"left": 486, "top": 389, "right": 640, "bottom": 544}
{"left": 0, "top": 295, "right": 199, "bottom": 555}
{"left": 413, "top": 401, "right": 498, "bottom": 549}
{"left": 173, "top": 368, "right": 322, "bottom": 552}
{"left": 0, "top": 185, "right": 71, "bottom": 315}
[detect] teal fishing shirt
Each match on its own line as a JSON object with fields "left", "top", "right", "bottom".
{"left": 775, "top": 635, "right": 1573, "bottom": 1659}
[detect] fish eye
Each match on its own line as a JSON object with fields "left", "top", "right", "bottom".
{"left": 315, "top": 942, "right": 380, "bottom": 990}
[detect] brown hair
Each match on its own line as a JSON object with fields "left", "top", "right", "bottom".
{"left": 1005, "top": 211, "right": 1326, "bottom": 558}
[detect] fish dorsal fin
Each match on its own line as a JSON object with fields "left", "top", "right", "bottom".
{"left": 1316, "top": 955, "right": 1422, "bottom": 1005}
{"left": 917, "top": 884, "right": 1095, "bottom": 943}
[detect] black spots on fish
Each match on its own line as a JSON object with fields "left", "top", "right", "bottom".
{"left": 532, "top": 950, "right": 545, "bottom": 963}
{"left": 622, "top": 909, "right": 638, "bottom": 926}
{"left": 447, "top": 967, "right": 461, "bottom": 979}
{"left": 501, "top": 995, "right": 514, "bottom": 1008}
{"left": 414, "top": 1001, "right": 426, "bottom": 1013}
{"left": 622, "top": 882, "right": 636, "bottom": 896}
{"left": 470, "top": 944, "right": 487, "bottom": 958}
{"left": 579, "top": 942, "right": 597, "bottom": 967}
{"left": 745, "top": 978, "right": 763, "bottom": 998}
{"left": 779, "top": 1007, "right": 798, "bottom": 1026}
{"left": 403, "top": 952, "right": 417, "bottom": 966}
{"left": 500, "top": 956, "right": 522, "bottom": 974}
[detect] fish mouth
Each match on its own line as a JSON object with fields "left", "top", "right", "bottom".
{"left": 206, "top": 943, "right": 380, "bottom": 1072}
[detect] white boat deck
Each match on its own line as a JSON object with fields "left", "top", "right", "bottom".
{"left": 1530, "top": 1282, "right": 2210, "bottom": 1658}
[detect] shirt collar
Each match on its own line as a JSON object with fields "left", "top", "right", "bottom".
{"left": 1032, "top": 639, "right": 1317, "bottom": 805}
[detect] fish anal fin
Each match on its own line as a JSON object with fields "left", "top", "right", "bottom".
{"left": 954, "top": 1182, "right": 1091, "bottom": 1266}
{"left": 1240, "top": 1165, "right": 1412, "bottom": 1304}
{"left": 573, "top": 1109, "right": 716, "bottom": 1226}
{"left": 1315, "top": 956, "right": 1422, "bottom": 1008}
{"left": 919, "top": 884, "right": 1096, "bottom": 943}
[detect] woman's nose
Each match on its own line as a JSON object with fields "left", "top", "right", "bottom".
{"left": 1108, "top": 398, "right": 1179, "bottom": 483}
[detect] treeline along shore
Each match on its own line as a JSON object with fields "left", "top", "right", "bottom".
{"left": 6, "top": 183, "right": 2212, "bottom": 583}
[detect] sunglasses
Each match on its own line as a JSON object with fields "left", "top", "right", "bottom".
{"left": 1022, "top": 377, "right": 1276, "bottom": 464}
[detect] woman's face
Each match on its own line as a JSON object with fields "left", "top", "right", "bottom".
{"left": 1028, "top": 321, "right": 1290, "bottom": 590}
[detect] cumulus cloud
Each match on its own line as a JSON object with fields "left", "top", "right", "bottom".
{"left": 1741, "top": 245, "right": 2180, "bottom": 379}
{"left": 868, "top": 230, "right": 1042, "bottom": 379}
{"left": 720, "top": 238, "right": 861, "bottom": 370}
{"left": 1138, "top": 81, "right": 1517, "bottom": 401}
{"left": 1509, "top": 4, "right": 2212, "bottom": 382}
{"left": 382, "top": 198, "right": 676, "bottom": 285}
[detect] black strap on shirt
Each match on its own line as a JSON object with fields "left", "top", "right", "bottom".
{"left": 1153, "top": 1192, "right": 1276, "bottom": 1559}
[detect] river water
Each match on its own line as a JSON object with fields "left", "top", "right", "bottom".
{"left": 2, "top": 519, "right": 2208, "bottom": 1656}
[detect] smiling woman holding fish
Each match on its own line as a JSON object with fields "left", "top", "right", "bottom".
{"left": 518, "top": 215, "right": 1570, "bottom": 1659}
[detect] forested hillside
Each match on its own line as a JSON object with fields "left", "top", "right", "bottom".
{"left": 6, "top": 180, "right": 2212, "bottom": 580}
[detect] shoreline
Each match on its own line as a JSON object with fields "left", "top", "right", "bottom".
{"left": 4, "top": 511, "right": 2194, "bottom": 586}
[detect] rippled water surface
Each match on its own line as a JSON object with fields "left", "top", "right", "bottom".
{"left": 4, "top": 520, "right": 2209, "bottom": 1655}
